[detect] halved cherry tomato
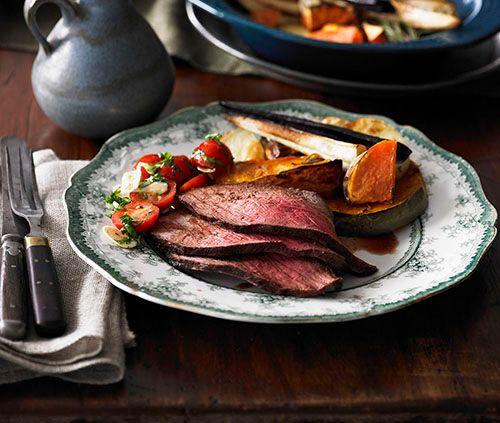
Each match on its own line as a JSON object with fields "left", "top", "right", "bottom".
{"left": 136, "top": 165, "right": 150, "bottom": 180}
{"left": 179, "top": 173, "right": 210, "bottom": 193}
{"left": 158, "top": 155, "right": 194, "bottom": 184}
{"left": 133, "top": 154, "right": 161, "bottom": 169}
{"left": 134, "top": 154, "right": 162, "bottom": 180}
{"left": 192, "top": 136, "right": 233, "bottom": 178}
{"left": 130, "top": 181, "right": 177, "bottom": 211}
{"left": 112, "top": 201, "right": 160, "bottom": 233}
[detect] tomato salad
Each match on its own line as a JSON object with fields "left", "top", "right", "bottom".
{"left": 103, "top": 134, "right": 233, "bottom": 248}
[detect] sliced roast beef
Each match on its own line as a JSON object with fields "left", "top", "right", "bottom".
{"left": 167, "top": 253, "right": 342, "bottom": 297}
{"left": 146, "top": 208, "right": 347, "bottom": 271}
{"left": 179, "top": 183, "right": 376, "bottom": 275}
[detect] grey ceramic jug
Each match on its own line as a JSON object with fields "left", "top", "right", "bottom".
{"left": 24, "top": 0, "right": 175, "bottom": 138}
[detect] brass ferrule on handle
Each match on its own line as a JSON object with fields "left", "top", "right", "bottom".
{"left": 25, "top": 236, "right": 49, "bottom": 249}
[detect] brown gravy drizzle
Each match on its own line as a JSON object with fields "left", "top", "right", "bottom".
{"left": 340, "top": 232, "right": 398, "bottom": 255}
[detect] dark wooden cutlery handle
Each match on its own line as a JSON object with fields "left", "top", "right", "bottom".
{"left": 25, "top": 236, "right": 66, "bottom": 337}
{"left": 0, "top": 234, "right": 27, "bottom": 340}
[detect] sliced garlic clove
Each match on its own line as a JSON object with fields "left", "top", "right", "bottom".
{"left": 102, "top": 226, "right": 138, "bottom": 249}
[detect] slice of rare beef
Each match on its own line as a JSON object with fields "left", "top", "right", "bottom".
{"left": 167, "top": 252, "right": 342, "bottom": 297}
{"left": 146, "top": 208, "right": 347, "bottom": 271}
{"left": 179, "top": 183, "right": 376, "bottom": 275}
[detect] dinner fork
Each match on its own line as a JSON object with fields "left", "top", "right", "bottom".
{"left": 5, "top": 139, "right": 66, "bottom": 337}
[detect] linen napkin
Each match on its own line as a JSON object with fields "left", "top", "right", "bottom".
{"left": 0, "top": 149, "right": 135, "bottom": 385}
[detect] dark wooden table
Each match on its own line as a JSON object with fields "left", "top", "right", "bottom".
{"left": 0, "top": 48, "right": 499, "bottom": 422}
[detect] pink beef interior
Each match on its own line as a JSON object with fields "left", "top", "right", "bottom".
{"left": 179, "top": 183, "right": 337, "bottom": 240}
{"left": 148, "top": 208, "right": 347, "bottom": 271}
{"left": 168, "top": 253, "right": 342, "bottom": 297}
{"left": 179, "top": 183, "right": 377, "bottom": 276}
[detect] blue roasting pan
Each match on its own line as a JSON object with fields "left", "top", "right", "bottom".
{"left": 187, "top": 0, "right": 499, "bottom": 77}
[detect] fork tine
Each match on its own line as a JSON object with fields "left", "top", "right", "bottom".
{"left": 18, "top": 144, "right": 36, "bottom": 210}
{"left": 5, "top": 139, "right": 43, "bottom": 216}
{"left": 19, "top": 145, "right": 37, "bottom": 210}
{"left": 5, "top": 142, "right": 23, "bottom": 211}
{"left": 27, "top": 150, "right": 43, "bottom": 211}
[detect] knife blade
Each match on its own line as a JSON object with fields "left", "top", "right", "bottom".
{"left": 5, "top": 138, "right": 66, "bottom": 338}
{"left": 0, "top": 137, "right": 28, "bottom": 340}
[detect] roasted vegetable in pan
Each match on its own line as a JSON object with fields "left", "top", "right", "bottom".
{"left": 299, "top": 0, "right": 356, "bottom": 31}
{"left": 391, "top": 0, "right": 460, "bottom": 31}
{"left": 216, "top": 155, "right": 343, "bottom": 196}
{"left": 309, "top": 23, "right": 387, "bottom": 43}
{"left": 344, "top": 140, "right": 398, "bottom": 204}
{"left": 328, "top": 162, "right": 428, "bottom": 235}
{"left": 240, "top": 0, "right": 461, "bottom": 43}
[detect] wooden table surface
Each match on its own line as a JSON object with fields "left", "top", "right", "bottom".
{"left": 0, "top": 48, "right": 499, "bottom": 422}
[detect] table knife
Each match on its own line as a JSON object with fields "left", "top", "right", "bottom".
{"left": 0, "top": 138, "right": 28, "bottom": 340}
{"left": 5, "top": 138, "right": 66, "bottom": 338}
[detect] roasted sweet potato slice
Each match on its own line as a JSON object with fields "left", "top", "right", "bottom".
{"left": 344, "top": 140, "right": 397, "bottom": 204}
{"left": 216, "top": 155, "right": 342, "bottom": 197}
{"left": 308, "top": 25, "right": 365, "bottom": 43}
{"left": 301, "top": 3, "right": 355, "bottom": 31}
{"left": 328, "top": 162, "right": 428, "bottom": 236}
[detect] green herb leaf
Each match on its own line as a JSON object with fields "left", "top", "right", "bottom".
{"left": 105, "top": 188, "right": 131, "bottom": 210}
{"left": 192, "top": 149, "right": 222, "bottom": 169}
{"left": 120, "top": 214, "right": 138, "bottom": 239}
{"left": 158, "top": 152, "right": 174, "bottom": 166}
{"left": 205, "top": 133, "right": 223, "bottom": 144}
{"left": 139, "top": 173, "right": 168, "bottom": 188}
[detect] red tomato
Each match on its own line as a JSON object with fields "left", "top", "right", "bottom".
{"left": 158, "top": 155, "right": 194, "bottom": 184}
{"left": 133, "top": 154, "right": 161, "bottom": 169}
{"left": 112, "top": 201, "right": 160, "bottom": 233}
{"left": 191, "top": 136, "right": 233, "bottom": 178}
{"left": 130, "top": 181, "right": 177, "bottom": 211}
{"left": 179, "top": 174, "right": 210, "bottom": 193}
{"left": 134, "top": 154, "right": 162, "bottom": 180}
{"left": 137, "top": 166, "right": 150, "bottom": 180}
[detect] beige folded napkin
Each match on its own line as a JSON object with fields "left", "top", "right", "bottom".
{"left": 0, "top": 149, "right": 135, "bottom": 385}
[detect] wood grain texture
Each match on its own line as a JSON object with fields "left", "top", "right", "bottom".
{"left": 0, "top": 49, "right": 499, "bottom": 422}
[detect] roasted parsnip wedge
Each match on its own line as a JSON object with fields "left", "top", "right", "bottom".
{"left": 226, "top": 115, "right": 365, "bottom": 168}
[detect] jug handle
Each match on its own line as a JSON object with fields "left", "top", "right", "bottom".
{"left": 24, "top": 0, "right": 77, "bottom": 55}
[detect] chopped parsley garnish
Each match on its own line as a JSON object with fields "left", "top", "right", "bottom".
{"left": 205, "top": 133, "right": 223, "bottom": 144}
{"left": 202, "top": 155, "right": 225, "bottom": 167}
{"left": 192, "top": 149, "right": 224, "bottom": 168}
{"left": 139, "top": 173, "right": 168, "bottom": 188}
{"left": 120, "top": 214, "right": 138, "bottom": 240}
{"left": 157, "top": 152, "right": 173, "bottom": 166}
{"left": 105, "top": 189, "right": 130, "bottom": 210}
{"left": 136, "top": 152, "right": 174, "bottom": 176}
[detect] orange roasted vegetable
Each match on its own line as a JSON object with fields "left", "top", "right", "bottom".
{"left": 309, "top": 25, "right": 365, "bottom": 43}
{"left": 309, "top": 23, "right": 386, "bottom": 44}
{"left": 328, "top": 162, "right": 428, "bottom": 236}
{"left": 301, "top": 4, "right": 355, "bottom": 31}
{"left": 343, "top": 140, "right": 397, "bottom": 204}
{"left": 216, "top": 155, "right": 342, "bottom": 197}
